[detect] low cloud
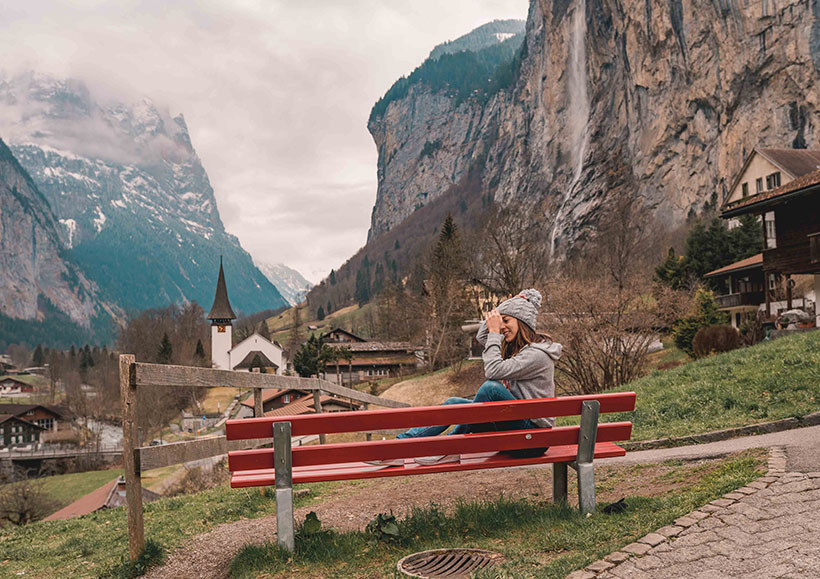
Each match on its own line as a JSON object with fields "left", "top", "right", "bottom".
{"left": 0, "top": 0, "right": 528, "bottom": 283}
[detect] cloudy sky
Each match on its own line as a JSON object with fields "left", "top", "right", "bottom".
{"left": 0, "top": 0, "right": 529, "bottom": 283}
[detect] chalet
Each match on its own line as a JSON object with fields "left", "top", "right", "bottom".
{"left": 722, "top": 163, "right": 820, "bottom": 325}
{"left": 207, "top": 259, "right": 285, "bottom": 374}
{"left": 320, "top": 327, "right": 423, "bottom": 383}
{"left": 0, "top": 414, "right": 44, "bottom": 448}
{"left": 0, "top": 375, "right": 38, "bottom": 395}
{"left": 0, "top": 404, "right": 62, "bottom": 432}
{"left": 44, "top": 476, "right": 159, "bottom": 521}
{"left": 236, "top": 388, "right": 359, "bottom": 419}
{"left": 724, "top": 148, "right": 820, "bottom": 208}
{"left": 0, "top": 355, "right": 14, "bottom": 373}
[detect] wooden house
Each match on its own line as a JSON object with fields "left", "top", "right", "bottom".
{"left": 704, "top": 254, "right": 765, "bottom": 329}
{"left": 0, "top": 376, "right": 38, "bottom": 395}
{"left": 722, "top": 165, "right": 820, "bottom": 324}
{"left": 0, "top": 414, "right": 44, "bottom": 448}
{"left": 0, "top": 404, "right": 62, "bottom": 432}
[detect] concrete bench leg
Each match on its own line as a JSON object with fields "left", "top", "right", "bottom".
{"left": 575, "top": 400, "right": 600, "bottom": 515}
{"left": 273, "top": 421, "right": 294, "bottom": 552}
{"left": 553, "top": 462, "right": 568, "bottom": 504}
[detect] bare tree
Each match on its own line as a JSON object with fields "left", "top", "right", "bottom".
{"left": 0, "top": 470, "right": 58, "bottom": 526}
{"left": 472, "top": 202, "right": 551, "bottom": 296}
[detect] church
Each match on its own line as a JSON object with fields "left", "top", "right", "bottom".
{"left": 208, "top": 259, "right": 285, "bottom": 374}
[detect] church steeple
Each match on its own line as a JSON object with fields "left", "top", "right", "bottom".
{"left": 207, "top": 256, "right": 237, "bottom": 322}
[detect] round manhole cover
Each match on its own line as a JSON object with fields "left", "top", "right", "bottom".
{"left": 397, "top": 548, "right": 505, "bottom": 578}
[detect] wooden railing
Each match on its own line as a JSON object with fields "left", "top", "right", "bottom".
{"left": 120, "top": 356, "right": 408, "bottom": 561}
{"left": 714, "top": 291, "right": 765, "bottom": 309}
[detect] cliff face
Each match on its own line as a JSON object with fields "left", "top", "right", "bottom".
{"left": 368, "top": 0, "right": 820, "bottom": 256}
{"left": 0, "top": 72, "right": 288, "bottom": 316}
{"left": 0, "top": 138, "right": 103, "bottom": 327}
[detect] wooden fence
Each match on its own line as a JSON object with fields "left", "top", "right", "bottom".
{"left": 119, "top": 355, "right": 409, "bottom": 561}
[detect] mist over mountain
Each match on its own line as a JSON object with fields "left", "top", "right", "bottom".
{"left": 255, "top": 261, "right": 312, "bottom": 306}
{"left": 0, "top": 71, "right": 289, "bottom": 344}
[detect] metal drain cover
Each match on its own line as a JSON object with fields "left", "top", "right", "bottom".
{"left": 397, "top": 548, "right": 505, "bottom": 578}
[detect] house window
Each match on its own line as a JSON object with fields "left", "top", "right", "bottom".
{"left": 765, "top": 172, "right": 781, "bottom": 190}
{"left": 756, "top": 178, "right": 763, "bottom": 193}
{"left": 765, "top": 212, "right": 777, "bottom": 249}
{"left": 282, "top": 394, "right": 291, "bottom": 404}
{"left": 36, "top": 418, "right": 53, "bottom": 430}
{"left": 741, "top": 183, "right": 749, "bottom": 198}
{"left": 768, "top": 273, "right": 778, "bottom": 291}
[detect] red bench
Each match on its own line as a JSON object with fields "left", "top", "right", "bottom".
{"left": 225, "top": 391, "right": 636, "bottom": 551}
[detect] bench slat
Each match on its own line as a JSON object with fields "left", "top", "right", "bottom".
{"left": 230, "top": 442, "right": 627, "bottom": 486}
{"left": 225, "top": 392, "right": 636, "bottom": 439}
{"left": 228, "top": 422, "right": 632, "bottom": 471}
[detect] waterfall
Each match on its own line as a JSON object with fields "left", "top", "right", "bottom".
{"left": 550, "top": 0, "right": 589, "bottom": 258}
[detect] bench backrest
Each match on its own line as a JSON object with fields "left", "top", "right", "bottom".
{"left": 225, "top": 391, "right": 636, "bottom": 440}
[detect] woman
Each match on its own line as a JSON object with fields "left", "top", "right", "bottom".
{"left": 371, "top": 289, "right": 562, "bottom": 467}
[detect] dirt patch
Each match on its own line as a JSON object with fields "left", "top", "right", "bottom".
{"left": 144, "top": 451, "right": 764, "bottom": 579}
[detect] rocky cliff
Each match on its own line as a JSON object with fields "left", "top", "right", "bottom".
{"left": 0, "top": 137, "right": 113, "bottom": 339}
{"left": 368, "top": 0, "right": 820, "bottom": 256}
{"left": 0, "top": 72, "right": 288, "bottom": 320}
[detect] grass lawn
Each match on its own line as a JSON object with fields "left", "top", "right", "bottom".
{"left": 27, "top": 468, "right": 123, "bottom": 512}
{"left": 199, "top": 386, "right": 239, "bottom": 414}
{"left": 229, "top": 450, "right": 765, "bottom": 578}
{"left": 599, "top": 329, "right": 820, "bottom": 441}
{"left": 0, "top": 479, "right": 325, "bottom": 578}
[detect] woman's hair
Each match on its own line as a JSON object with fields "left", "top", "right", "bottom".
{"left": 501, "top": 322, "right": 552, "bottom": 359}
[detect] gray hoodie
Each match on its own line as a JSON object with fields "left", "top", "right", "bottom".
{"left": 476, "top": 321, "right": 563, "bottom": 428}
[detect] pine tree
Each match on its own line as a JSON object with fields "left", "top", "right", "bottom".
{"left": 329, "top": 269, "right": 336, "bottom": 285}
{"left": 654, "top": 248, "right": 688, "bottom": 290}
{"left": 317, "top": 306, "right": 325, "bottom": 321}
{"left": 157, "top": 333, "right": 173, "bottom": 364}
{"left": 31, "top": 344, "right": 44, "bottom": 367}
{"left": 194, "top": 339, "right": 206, "bottom": 361}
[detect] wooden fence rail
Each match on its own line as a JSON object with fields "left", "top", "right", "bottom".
{"left": 120, "top": 356, "right": 409, "bottom": 560}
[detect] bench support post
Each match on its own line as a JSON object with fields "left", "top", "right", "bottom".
{"left": 576, "top": 400, "right": 600, "bottom": 515}
{"left": 553, "top": 462, "right": 568, "bottom": 504}
{"left": 273, "top": 421, "right": 294, "bottom": 552}
{"left": 313, "top": 390, "right": 326, "bottom": 444}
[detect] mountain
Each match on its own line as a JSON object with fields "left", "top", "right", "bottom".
{"left": 0, "top": 137, "right": 117, "bottom": 348}
{"left": 255, "top": 262, "right": 312, "bottom": 306}
{"left": 0, "top": 71, "right": 288, "bottom": 323}
{"left": 366, "top": 0, "right": 819, "bottom": 255}
{"left": 428, "top": 19, "right": 526, "bottom": 61}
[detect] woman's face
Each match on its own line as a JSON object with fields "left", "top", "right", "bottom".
{"left": 500, "top": 315, "right": 519, "bottom": 342}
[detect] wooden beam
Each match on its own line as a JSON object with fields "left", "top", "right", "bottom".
{"left": 119, "top": 354, "right": 144, "bottom": 561}
{"left": 137, "top": 435, "right": 272, "bottom": 471}
{"left": 133, "top": 363, "right": 408, "bottom": 408}
{"left": 253, "top": 388, "right": 263, "bottom": 418}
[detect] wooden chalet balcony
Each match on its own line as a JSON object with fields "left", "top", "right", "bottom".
{"left": 715, "top": 291, "right": 765, "bottom": 309}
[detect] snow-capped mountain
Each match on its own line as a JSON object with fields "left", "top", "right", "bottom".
{"left": 255, "top": 261, "right": 312, "bottom": 306}
{"left": 0, "top": 71, "right": 287, "bottom": 319}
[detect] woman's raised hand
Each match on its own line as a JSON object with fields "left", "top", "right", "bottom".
{"left": 485, "top": 309, "right": 503, "bottom": 334}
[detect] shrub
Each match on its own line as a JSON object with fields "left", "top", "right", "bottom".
{"left": 692, "top": 325, "right": 741, "bottom": 358}
{"left": 739, "top": 314, "right": 765, "bottom": 346}
{"left": 673, "top": 288, "right": 727, "bottom": 356}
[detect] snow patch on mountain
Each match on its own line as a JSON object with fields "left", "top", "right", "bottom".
{"left": 255, "top": 261, "right": 312, "bottom": 306}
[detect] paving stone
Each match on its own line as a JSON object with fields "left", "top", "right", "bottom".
{"left": 603, "top": 551, "right": 631, "bottom": 563}
{"left": 655, "top": 525, "right": 684, "bottom": 538}
{"left": 722, "top": 492, "right": 745, "bottom": 500}
{"left": 638, "top": 532, "right": 666, "bottom": 546}
{"left": 734, "top": 486, "right": 758, "bottom": 495}
{"left": 630, "top": 554, "right": 665, "bottom": 570}
{"left": 709, "top": 498, "right": 735, "bottom": 508}
{"left": 689, "top": 510, "right": 711, "bottom": 520}
{"left": 758, "top": 476, "right": 778, "bottom": 483}
{"left": 585, "top": 560, "right": 614, "bottom": 573}
{"left": 673, "top": 516, "right": 697, "bottom": 527}
{"left": 806, "top": 472, "right": 820, "bottom": 478}
{"left": 621, "top": 542, "right": 652, "bottom": 555}
{"left": 698, "top": 504, "right": 723, "bottom": 513}
{"left": 565, "top": 570, "right": 596, "bottom": 579}
{"left": 747, "top": 480, "right": 768, "bottom": 489}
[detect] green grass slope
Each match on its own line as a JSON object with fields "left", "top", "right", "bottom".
{"left": 604, "top": 330, "right": 820, "bottom": 440}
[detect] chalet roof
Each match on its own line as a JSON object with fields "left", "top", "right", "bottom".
{"left": 44, "top": 477, "right": 159, "bottom": 521}
{"left": 704, "top": 253, "right": 763, "bottom": 278}
{"left": 758, "top": 148, "right": 820, "bottom": 177}
{"left": 0, "top": 414, "right": 45, "bottom": 428}
{"left": 233, "top": 350, "right": 279, "bottom": 370}
{"left": 263, "top": 394, "right": 359, "bottom": 418}
{"left": 0, "top": 404, "right": 62, "bottom": 418}
{"left": 0, "top": 374, "right": 45, "bottom": 387}
{"left": 722, "top": 167, "right": 820, "bottom": 217}
{"left": 321, "top": 328, "right": 367, "bottom": 342}
{"left": 207, "top": 258, "right": 237, "bottom": 321}
{"left": 331, "top": 341, "right": 419, "bottom": 352}
{"left": 240, "top": 387, "right": 310, "bottom": 408}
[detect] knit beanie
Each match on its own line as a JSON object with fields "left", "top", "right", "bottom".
{"left": 496, "top": 289, "right": 542, "bottom": 331}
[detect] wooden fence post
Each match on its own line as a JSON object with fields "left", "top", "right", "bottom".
{"left": 119, "top": 354, "right": 144, "bottom": 560}
{"left": 313, "top": 390, "right": 326, "bottom": 444}
{"left": 274, "top": 421, "right": 294, "bottom": 551}
{"left": 253, "top": 387, "right": 263, "bottom": 418}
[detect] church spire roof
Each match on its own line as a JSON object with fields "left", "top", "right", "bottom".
{"left": 207, "top": 257, "right": 237, "bottom": 321}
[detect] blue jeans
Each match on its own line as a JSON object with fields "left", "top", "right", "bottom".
{"left": 396, "top": 381, "right": 547, "bottom": 458}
